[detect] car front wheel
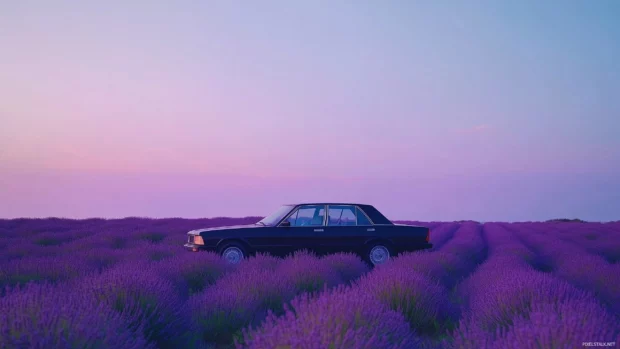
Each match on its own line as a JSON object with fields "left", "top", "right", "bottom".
{"left": 368, "top": 244, "right": 391, "bottom": 266}
{"left": 219, "top": 243, "right": 245, "bottom": 265}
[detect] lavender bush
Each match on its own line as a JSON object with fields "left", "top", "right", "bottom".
{"left": 355, "top": 264, "right": 456, "bottom": 336}
{"left": 424, "top": 223, "right": 460, "bottom": 250}
{"left": 0, "top": 255, "right": 93, "bottom": 293}
{"left": 0, "top": 282, "right": 152, "bottom": 349}
{"left": 491, "top": 300, "right": 619, "bottom": 349}
{"left": 383, "top": 223, "right": 486, "bottom": 292}
{"left": 77, "top": 261, "right": 192, "bottom": 348}
{"left": 320, "top": 252, "right": 370, "bottom": 284}
{"left": 450, "top": 287, "right": 619, "bottom": 349}
{"left": 549, "top": 223, "right": 620, "bottom": 264}
{"left": 450, "top": 222, "right": 620, "bottom": 349}
{"left": 0, "top": 239, "right": 67, "bottom": 262}
{"left": 73, "top": 246, "right": 130, "bottom": 273}
{"left": 423, "top": 222, "right": 487, "bottom": 287}
{"left": 187, "top": 256, "right": 297, "bottom": 345}
{"left": 466, "top": 269, "right": 602, "bottom": 332}
{"left": 239, "top": 284, "right": 421, "bottom": 349}
{"left": 156, "top": 251, "right": 232, "bottom": 299}
{"left": 276, "top": 250, "right": 344, "bottom": 294}
{"left": 508, "top": 223, "right": 620, "bottom": 314}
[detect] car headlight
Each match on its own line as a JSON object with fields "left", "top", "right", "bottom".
{"left": 193, "top": 236, "right": 204, "bottom": 245}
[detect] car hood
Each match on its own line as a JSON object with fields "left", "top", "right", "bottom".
{"left": 187, "top": 224, "right": 262, "bottom": 235}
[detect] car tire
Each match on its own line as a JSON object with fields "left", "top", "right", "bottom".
{"left": 219, "top": 242, "right": 246, "bottom": 265}
{"left": 366, "top": 243, "right": 392, "bottom": 266}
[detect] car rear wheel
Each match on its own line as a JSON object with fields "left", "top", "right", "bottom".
{"left": 368, "top": 244, "right": 391, "bottom": 266}
{"left": 219, "top": 243, "right": 245, "bottom": 265}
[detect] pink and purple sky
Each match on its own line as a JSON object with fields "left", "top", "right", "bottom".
{"left": 1, "top": 1, "right": 619, "bottom": 221}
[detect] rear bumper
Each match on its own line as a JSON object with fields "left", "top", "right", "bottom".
{"left": 184, "top": 243, "right": 217, "bottom": 253}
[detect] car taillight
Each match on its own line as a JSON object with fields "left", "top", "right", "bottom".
{"left": 426, "top": 229, "right": 430, "bottom": 242}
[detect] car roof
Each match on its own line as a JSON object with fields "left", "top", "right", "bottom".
{"left": 284, "top": 203, "right": 369, "bottom": 206}
{"left": 283, "top": 203, "right": 393, "bottom": 225}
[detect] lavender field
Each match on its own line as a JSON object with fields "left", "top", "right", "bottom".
{"left": 1, "top": 218, "right": 619, "bottom": 349}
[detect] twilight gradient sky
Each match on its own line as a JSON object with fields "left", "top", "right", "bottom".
{"left": 1, "top": 1, "right": 619, "bottom": 221}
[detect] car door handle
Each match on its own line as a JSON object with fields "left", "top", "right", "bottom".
{"left": 367, "top": 228, "right": 375, "bottom": 232}
{"left": 314, "top": 229, "right": 324, "bottom": 232}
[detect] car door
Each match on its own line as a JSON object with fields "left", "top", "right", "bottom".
{"left": 276, "top": 204, "right": 326, "bottom": 257}
{"left": 319, "top": 205, "right": 370, "bottom": 255}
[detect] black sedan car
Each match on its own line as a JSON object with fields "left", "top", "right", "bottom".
{"left": 184, "top": 203, "right": 432, "bottom": 266}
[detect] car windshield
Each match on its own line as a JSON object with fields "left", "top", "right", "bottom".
{"left": 257, "top": 205, "right": 294, "bottom": 226}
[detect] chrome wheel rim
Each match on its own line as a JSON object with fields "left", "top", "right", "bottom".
{"left": 223, "top": 247, "right": 244, "bottom": 264}
{"left": 369, "top": 246, "right": 390, "bottom": 265}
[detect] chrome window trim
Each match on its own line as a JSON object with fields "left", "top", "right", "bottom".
{"left": 323, "top": 204, "right": 328, "bottom": 226}
{"left": 355, "top": 205, "right": 375, "bottom": 226}
{"left": 326, "top": 205, "right": 331, "bottom": 226}
{"left": 278, "top": 204, "right": 327, "bottom": 227}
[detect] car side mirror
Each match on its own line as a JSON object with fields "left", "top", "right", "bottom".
{"left": 280, "top": 221, "right": 291, "bottom": 227}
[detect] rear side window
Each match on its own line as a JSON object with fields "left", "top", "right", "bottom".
{"left": 328, "top": 205, "right": 357, "bottom": 226}
{"left": 356, "top": 207, "right": 372, "bottom": 225}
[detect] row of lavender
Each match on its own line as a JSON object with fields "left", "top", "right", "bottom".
{"left": 449, "top": 223, "right": 620, "bottom": 348}
{"left": 1, "top": 218, "right": 619, "bottom": 348}
{"left": 531, "top": 221, "right": 620, "bottom": 263}
{"left": 504, "top": 222, "right": 620, "bottom": 314}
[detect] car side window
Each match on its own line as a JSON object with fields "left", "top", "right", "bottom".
{"left": 328, "top": 205, "right": 357, "bottom": 226}
{"left": 284, "top": 209, "right": 299, "bottom": 225}
{"left": 285, "top": 205, "right": 325, "bottom": 226}
{"left": 356, "top": 207, "right": 372, "bottom": 225}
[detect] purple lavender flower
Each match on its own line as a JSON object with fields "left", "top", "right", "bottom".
{"left": 189, "top": 283, "right": 262, "bottom": 345}
{"left": 243, "top": 252, "right": 283, "bottom": 270}
{"left": 77, "top": 261, "right": 191, "bottom": 348}
{"left": 72, "top": 246, "right": 129, "bottom": 273}
{"left": 355, "top": 264, "right": 456, "bottom": 336}
{"left": 156, "top": 251, "right": 232, "bottom": 299}
{"left": 395, "top": 222, "right": 486, "bottom": 289}
{"left": 467, "top": 269, "right": 596, "bottom": 332}
{"left": 511, "top": 225, "right": 620, "bottom": 314}
{"left": 276, "top": 250, "right": 344, "bottom": 294}
{"left": 0, "top": 255, "right": 93, "bottom": 293}
{"left": 491, "top": 299, "right": 620, "bottom": 348}
{"left": 0, "top": 282, "right": 152, "bottom": 349}
{"left": 320, "top": 252, "right": 370, "bottom": 284}
{"left": 424, "top": 223, "right": 461, "bottom": 250}
{"left": 239, "top": 284, "right": 421, "bottom": 349}
{"left": 188, "top": 258, "right": 296, "bottom": 345}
